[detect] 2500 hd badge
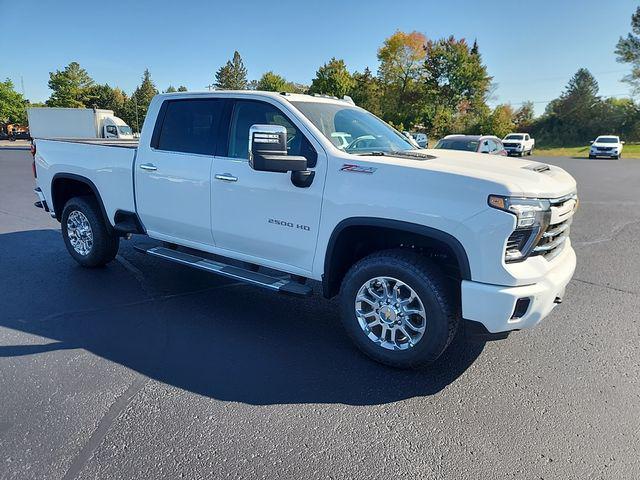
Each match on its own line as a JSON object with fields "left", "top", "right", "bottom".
{"left": 268, "top": 218, "right": 311, "bottom": 231}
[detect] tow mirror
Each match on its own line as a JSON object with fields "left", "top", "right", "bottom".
{"left": 249, "top": 124, "right": 307, "bottom": 173}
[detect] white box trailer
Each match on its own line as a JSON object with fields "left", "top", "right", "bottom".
{"left": 27, "top": 107, "right": 134, "bottom": 140}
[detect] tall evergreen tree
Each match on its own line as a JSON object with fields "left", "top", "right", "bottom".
{"left": 422, "top": 37, "right": 492, "bottom": 134}
{"left": 46, "top": 62, "right": 95, "bottom": 107}
{"left": 615, "top": 6, "right": 640, "bottom": 94}
{"left": 214, "top": 51, "right": 248, "bottom": 90}
{"left": 126, "top": 69, "right": 158, "bottom": 132}
{"left": 350, "top": 68, "right": 382, "bottom": 116}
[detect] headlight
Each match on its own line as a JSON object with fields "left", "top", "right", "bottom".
{"left": 488, "top": 195, "right": 552, "bottom": 262}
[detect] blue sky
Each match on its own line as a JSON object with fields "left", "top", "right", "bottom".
{"left": 1, "top": 0, "right": 638, "bottom": 114}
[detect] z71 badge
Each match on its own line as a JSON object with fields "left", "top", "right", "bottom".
{"left": 340, "top": 164, "right": 377, "bottom": 174}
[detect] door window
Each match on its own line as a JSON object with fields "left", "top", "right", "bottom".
{"left": 228, "top": 100, "right": 309, "bottom": 160}
{"left": 156, "top": 99, "right": 224, "bottom": 155}
{"left": 106, "top": 125, "right": 117, "bottom": 136}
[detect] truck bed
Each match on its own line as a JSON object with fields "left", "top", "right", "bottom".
{"left": 34, "top": 137, "right": 139, "bottom": 148}
{"left": 34, "top": 138, "right": 138, "bottom": 223}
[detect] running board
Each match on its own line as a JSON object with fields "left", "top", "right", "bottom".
{"left": 134, "top": 246, "right": 313, "bottom": 297}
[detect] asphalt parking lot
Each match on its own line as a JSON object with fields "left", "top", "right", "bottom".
{"left": 1, "top": 149, "right": 639, "bottom": 479}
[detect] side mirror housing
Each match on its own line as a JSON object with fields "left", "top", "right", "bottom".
{"left": 621, "top": 140, "right": 626, "bottom": 144}
{"left": 589, "top": 140, "right": 594, "bottom": 144}
{"left": 249, "top": 124, "right": 307, "bottom": 173}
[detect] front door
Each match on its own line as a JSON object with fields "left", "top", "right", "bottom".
{"left": 135, "top": 98, "right": 225, "bottom": 246}
{"left": 211, "top": 98, "right": 325, "bottom": 272}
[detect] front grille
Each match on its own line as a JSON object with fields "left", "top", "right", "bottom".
{"left": 506, "top": 228, "right": 534, "bottom": 260}
{"left": 532, "top": 193, "right": 577, "bottom": 260}
{"left": 596, "top": 147, "right": 613, "bottom": 151}
{"left": 503, "top": 142, "right": 519, "bottom": 148}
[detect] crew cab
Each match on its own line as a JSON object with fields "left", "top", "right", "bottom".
{"left": 31, "top": 91, "right": 578, "bottom": 368}
{"left": 503, "top": 133, "right": 535, "bottom": 156}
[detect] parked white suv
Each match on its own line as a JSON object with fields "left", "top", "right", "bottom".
{"left": 31, "top": 91, "right": 578, "bottom": 368}
{"left": 502, "top": 133, "right": 535, "bottom": 156}
{"left": 589, "top": 135, "right": 624, "bottom": 159}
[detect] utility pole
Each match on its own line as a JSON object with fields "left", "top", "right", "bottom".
{"left": 134, "top": 96, "right": 140, "bottom": 133}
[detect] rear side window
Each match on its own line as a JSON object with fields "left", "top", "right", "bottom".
{"left": 156, "top": 99, "right": 224, "bottom": 155}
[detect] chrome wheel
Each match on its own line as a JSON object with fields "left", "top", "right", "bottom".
{"left": 355, "top": 276, "right": 427, "bottom": 350}
{"left": 66, "top": 210, "right": 93, "bottom": 256}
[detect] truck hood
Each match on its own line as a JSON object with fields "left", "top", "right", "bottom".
{"left": 372, "top": 149, "right": 577, "bottom": 198}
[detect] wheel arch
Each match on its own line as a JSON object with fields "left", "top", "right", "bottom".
{"left": 51, "top": 173, "right": 112, "bottom": 231}
{"left": 322, "top": 217, "right": 471, "bottom": 298}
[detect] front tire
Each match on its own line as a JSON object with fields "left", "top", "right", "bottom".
{"left": 339, "top": 250, "right": 459, "bottom": 369}
{"left": 61, "top": 196, "right": 119, "bottom": 267}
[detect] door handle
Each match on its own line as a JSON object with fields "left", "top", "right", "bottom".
{"left": 139, "top": 163, "right": 157, "bottom": 171}
{"left": 215, "top": 173, "right": 238, "bottom": 182}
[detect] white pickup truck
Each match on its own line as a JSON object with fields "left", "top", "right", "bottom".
{"left": 32, "top": 91, "right": 578, "bottom": 368}
{"left": 502, "top": 133, "right": 535, "bottom": 156}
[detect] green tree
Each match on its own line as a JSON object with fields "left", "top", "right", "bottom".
{"left": 164, "top": 85, "right": 177, "bottom": 93}
{"left": 422, "top": 36, "right": 492, "bottom": 134}
{"left": 125, "top": 69, "right": 159, "bottom": 132}
{"left": 308, "top": 58, "right": 354, "bottom": 98}
{"left": 215, "top": 51, "right": 248, "bottom": 90}
{"left": 482, "top": 104, "right": 515, "bottom": 138}
{"left": 377, "top": 31, "right": 427, "bottom": 127}
{"left": 84, "top": 84, "right": 127, "bottom": 119}
{"left": 256, "top": 71, "right": 293, "bottom": 92}
{"left": 0, "top": 79, "right": 28, "bottom": 124}
{"left": 177, "top": 85, "right": 188, "bottom": 92}
{"left": 350, "top": 68, "right": 382, "bottom": 116}
{"left": 512, "top": 101, "right": 535, "bottom": 131}
{"left": 615, "top": 6, "right": 640, "bottom": 94}
{"left": 531, "top": 69, "right": 603, "bottom": 145}
{"left": 46, "top": 62, "right": 94, "bottom": 107}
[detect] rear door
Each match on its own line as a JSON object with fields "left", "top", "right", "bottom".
{"left": 135, "top": 98, "right": 225, "bottom": 246}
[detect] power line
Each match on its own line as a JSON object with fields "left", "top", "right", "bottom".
{"left": 488, "top": 92, "right": 635, "bottom": 107}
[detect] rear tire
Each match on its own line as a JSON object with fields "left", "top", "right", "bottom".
{"left": 61, "top": 196, "right": 119, "bottom": 267}
{"left": 339, "top": 249, "right": 459, "bottom": 369}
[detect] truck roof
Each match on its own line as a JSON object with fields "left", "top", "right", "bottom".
{"left": 156, "top": 90, "right": 355, "bottom": 106}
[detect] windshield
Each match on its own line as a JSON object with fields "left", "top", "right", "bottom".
{"left": 434, "top": 138, "right": 479, "bottom": 152}
{"left": 118, "top": 125, "right": 133, "bottom": 135}
{"left": 505, "top": 134, "right": 524, "bottom": 140}
{"left": 596, "top": 136, "right": 618, "bottom": 143}
{"left": 290, "top": 101, "right": 416, "bottom": 154}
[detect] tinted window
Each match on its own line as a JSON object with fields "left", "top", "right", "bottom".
{"left": 596, "top": 136, "right": 618, "bottom": 143}
{"left": 157, "top": 99, "right": 223, "bottom": 155}
{"left": 229, "top": 100, "right": 310, "bottom": 159}
{"left": 434, "top": 139, "right": 480, "bottom": 152}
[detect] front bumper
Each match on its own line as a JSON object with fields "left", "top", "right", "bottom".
{"left": 590, "top": 150, "right": 618, "bottom": 157}
{"left": 461, "top": 244, "right": 576, "bottom": 333}
{"left": 504, "top": 145, "right": 524, "bottom": 154}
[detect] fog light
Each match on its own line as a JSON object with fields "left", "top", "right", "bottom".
{"left": 510, "top": 297, "right": 531, "bottom": 321}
